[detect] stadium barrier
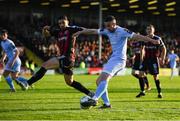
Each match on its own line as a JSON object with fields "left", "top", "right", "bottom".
{"left": 73, "top": 67, "right": 179, "bottom": 76}
{"left": 0, "top": 66, "right": 179, "bottom": 77}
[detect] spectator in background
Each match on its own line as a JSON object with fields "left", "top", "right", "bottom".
{"left": 167, "top": 49, "right": 179, "bottom": 80}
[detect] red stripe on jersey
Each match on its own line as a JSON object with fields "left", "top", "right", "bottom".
{"left": 63, "top": 30, "right": 70, "bottom": 55}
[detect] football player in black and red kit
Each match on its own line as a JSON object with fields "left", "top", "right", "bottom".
{"left": 26, "top": 16, "right": 94, "bottom": 97}
{"left": 131, "top": 40, "right": 151, "bottom": 94}
{"left": 136, "top": 25, "right": 166, "bottom": 98}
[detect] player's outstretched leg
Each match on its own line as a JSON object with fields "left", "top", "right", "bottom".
{"left": 64, "top": 74, "right": 94, "bottom": 97}
{"left": 71, "top": 80, "right": 94, "bottom": 97}
{"left": 28, "top": 57, "right": 60, "bottom": 85}
{"left": 27, "top": 67, "right": 47, "bottom": 85}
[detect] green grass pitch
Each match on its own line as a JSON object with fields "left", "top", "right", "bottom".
{"left": 0, "top": 75, "right": 180, "bottom": 120}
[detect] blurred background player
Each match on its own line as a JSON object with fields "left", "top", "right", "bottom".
{"left": 73, "top": 15, "right": 160, "bottom": 109}
{"left": 137, "top": 25, "right": 166, "bottom": 98}
{"left": 0, "top": 29, "right": 28, "bottom": 92}
{"left": 26, "top": 16, "right": 94, "bottom": 97}
{"left": 131, "top": 39, "right": 151, "bottom": 93}
{"left": 167, "top": 49, "right": 179, "bottom": 80}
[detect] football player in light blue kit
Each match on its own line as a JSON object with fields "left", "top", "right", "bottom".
{"left": 167, "top": 49, "right": 179, "bottom": 80}
{"left": 0, "top": 29, "right": 28, "bottom": 92}
{"left": 73, "top": 16, "right": 160, "bottom": 109}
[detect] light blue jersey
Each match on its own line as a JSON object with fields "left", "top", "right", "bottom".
{"left": 98, "top": 26, "right": 134, "bottom": 61}
{"left": 98, "top": 26, "right": 134, "bottom": 76}
{"left": 168, "top": 53, "right": 178, "bottom": 68}
{"left": 1, "top": 39, "right": 21, "bottom": 72}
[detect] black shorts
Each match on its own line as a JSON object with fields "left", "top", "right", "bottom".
{"left": 132, "top": 60, "right": 141, "bottom": 70}
{"left": 57, "top": 56, "right": 74, "bottom": 75}
{"left": 140, "top": 58, "right": 159, "bottom": 75}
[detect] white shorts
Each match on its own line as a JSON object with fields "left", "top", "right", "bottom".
{"left": 170, "top": 63, "right": 176, "bottom": 69}
{"left": 5, "top": 58, "right": 21, "bottom": 72}
{"left": 102, "top": 57, "right": 126, "bottom": 77}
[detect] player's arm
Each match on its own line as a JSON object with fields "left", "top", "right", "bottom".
{"left": 159, "top": 45, "right": 167, "bottom": 65}
{"left": 140, "top": 45, "right": 145, "bottom": 64}
{"left": 176, "top": 55, "right": 179, "bottom": 62}
{"left": 131, "top": 54, "right": 135, "bottom": 65}
{"left": 166, "top": 54, "right": 170, "bottom": 64}
{"left": 132, "top": 34, "right": 160, "bottom": 45}
{"left": 72, "top": 29, "right": 99, "bottom": 38}
{"left": 0, "top": 51, "right": 7, "bottom": 64}
{"left": 8, "top": 49, "right": 20, "bottom": 68}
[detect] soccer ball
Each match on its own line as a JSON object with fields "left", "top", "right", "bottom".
{"left": 80, "top": 96, "right": 92, "bottom": 109}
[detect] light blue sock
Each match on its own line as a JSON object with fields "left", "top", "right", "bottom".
{"left": 101, "top": 89, "right": 110, "bottom": 105}
{"left": 16, "top": 77, "right": 28, "bottom": 82}
{"left": 5, "top": 76, "right": 15, "bottom": 89}
{"left": 93, "top": 80, "right": 108, "bottom": 100}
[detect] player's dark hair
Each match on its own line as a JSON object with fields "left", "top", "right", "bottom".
{"left": 0, "top": 29, "right": 8, "bottom": 34}
{"left": 147, "top": 24, "right": 155, "bottom": 29}
{"left": 58, "top": 15, "right": 68, "bottom": 21}
{"left": 104, "top": 15, "right": 116, "bottom": 22}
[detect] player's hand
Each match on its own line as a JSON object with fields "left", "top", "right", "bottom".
{"left": 159, "top": 58, "right": 165, "bottom": 65}
{"left": 0, "top": 59, "right": 4, "bottom": 64}
{"left": 72, "top": 32, "right": 81, "bottom": 38}
{"left": 7, "top": 61, "right": 15, "bottom": 69}
{"left": 7, "top": 63, "right": 13, "bottom": 68}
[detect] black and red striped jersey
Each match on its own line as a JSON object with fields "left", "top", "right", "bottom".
{"left": 144, "top": 35, "right": 164, "bottom": 59}
{"left": 51, "top": 26, "right": 83, "bottom": 61}
{"left": 132, "top": 41, "right": 144, "bottom": 61}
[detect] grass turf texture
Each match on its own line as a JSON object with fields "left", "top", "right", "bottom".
{"left": 0, "top": 75, "right": 180, "bottom": 120}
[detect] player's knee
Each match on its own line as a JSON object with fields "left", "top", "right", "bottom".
{"left": 2, "top": 71, "right": 10, "bottom": 77}
{"left": 153, "top": 75, "right": 159, "bottom": 80}
{"left": 139, "top": 72, "right": 144, "bottom": 78}
{"left": 65, "top": 79, "right": 73, "bottom": 86}
{"left": 2, "top": 73, "right": 8, "bottom": 78}
{"left": 131, "top": 72, "right": 136, "bottom": 76}
{"left": 100, "top": 72, "right": 111, "bottom": 81}
{"left": 66, "top": 81, "right": 73, "bottom": 86}
{"left": 96, "top": 77, "right": 101, "bottom": 85}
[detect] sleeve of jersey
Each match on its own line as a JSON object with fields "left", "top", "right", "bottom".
{"left": 10, "top": 43, "right": 17, "bottom": 51}
{"left": 72, "top": 26, "right": 84, "bottom": 33}
{"left": 159, "top": 38, "right": 165, "bottom": 47}
{"left": 122, "top": 28, "right": 134, "bottom": 38}
{"left": 97, "top": 29, "right": 107, "bottom": 36}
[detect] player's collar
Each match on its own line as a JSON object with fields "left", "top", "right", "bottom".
{"left": 108, "top": 26, "right": 118, "bottom": 33}
{"left": 147, "top": 34, "right": 154, "bottom": 38}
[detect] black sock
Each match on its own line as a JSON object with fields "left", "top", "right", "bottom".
{"left": 139, "top": 78, "right": 145, "bottom": 92}
{"left": 143, "top": 77, "right": 149, "bottom": 87}
{"left": 27, "top": 67, "right": 47, "bottom": 85}
{"left": 155, "top": 79, "right": 161, "bottom": 93}
{"left": 71, "top": 80, "right": 90, "bottom": 95}
{"left": 133, "top": 74, "right": 139, "bottom": 79}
